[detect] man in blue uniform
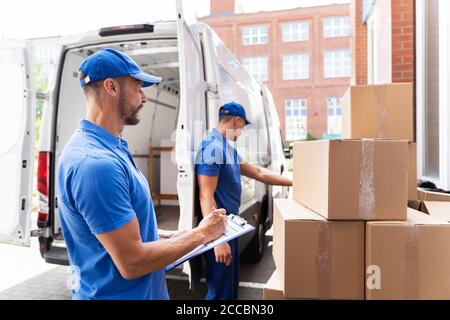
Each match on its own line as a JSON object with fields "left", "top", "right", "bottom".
{"left": 196, "top": 102, "right": 292, "bottom": 300}
{"left": 57, "top": 48, "right": 227, "bottom": 300}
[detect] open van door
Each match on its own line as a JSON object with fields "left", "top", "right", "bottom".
{"left": 0, "top": 41, "right": 35, "bottom": 246}
{"left": 260, "top": 84, "right": 288, "bottom": 225}
{"left": 175, "top": 0, "right": 207, "bottom": 289}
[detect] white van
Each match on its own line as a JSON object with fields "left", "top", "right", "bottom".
{"left": 0, "top": 7, "right": 288, "bottom": 288}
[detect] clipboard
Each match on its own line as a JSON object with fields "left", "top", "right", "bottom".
{"left": 164, "top": 214, "right": 255, "bottom": 272}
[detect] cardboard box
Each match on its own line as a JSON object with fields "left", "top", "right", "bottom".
{"left": 407, "top": 200, "right": 421, "bottom": 211}
{"left": 366, "top": 208, "right": 450, "bottom": 300}
{"left": 419, "top": 202, "right": 450, "bottom": 221}
{"left": 417, "top": 188, "right": 450, "bottom": 202}
{"left": 293, "top": 139, "right": 408, "bottom": 220}
{"left": 342, "top": 83, "right": 414, "bottom": 141}
{"left": 408, "top": 143, "right": 417, "bottom": 200}
{"left": 263, "top": 270, "right": 286, "bottom": 300}
{"left": 273, "top": 199, "right": 365, "bottom": 300}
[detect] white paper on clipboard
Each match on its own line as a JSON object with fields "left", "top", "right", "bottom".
{"left": 164, "top": 214, "right": 255, "bottom": 272}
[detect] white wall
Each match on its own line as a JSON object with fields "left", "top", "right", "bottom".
{"left": 367, "top": 0, "right": 392, "bottom": 84}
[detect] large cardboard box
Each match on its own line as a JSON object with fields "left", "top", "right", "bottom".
{"left": 342, "top": 83, "right": 414, "bottom": 141}
{"left": 417, "top": 188, "right": 450, "bottom": 202}
{"left": 408, "top": 143, "right": 417, "bottom": 200}
{"left": 273, "top": 199, "right": 365, "bottom": 300}
{"left": 293, "top": 139, "right": 408, "bottom": 220}
{"left": 366, "top": 208, "right": 450, "bottom": 300}
{"left": 419, "top": 201, "right": 450, "bottom": 220}
{"left": 263, "top": 270, "right": 286, "bottom": 300}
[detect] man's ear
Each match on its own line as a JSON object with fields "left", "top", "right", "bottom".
{"left": 233, "top": 116, "right": 240, "bottom": 128}
{"left": 103, "top": 78, "right": 120, "bottom": 97}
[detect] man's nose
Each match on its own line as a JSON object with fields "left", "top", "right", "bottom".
{"left": 140, "top": 90, "right": 148, "bottom": 103}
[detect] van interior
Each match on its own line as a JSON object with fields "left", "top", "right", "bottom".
{"left": 54, "top": 39, "right": 183, "bottom": 240}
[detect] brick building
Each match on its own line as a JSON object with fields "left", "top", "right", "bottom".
{"left": 351, "top": 0, "right": 415, "bottom": 85}
{"left": 199, "top": 0, "right": 352, "bottom": 141}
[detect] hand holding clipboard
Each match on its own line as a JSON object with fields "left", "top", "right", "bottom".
{"left": 164, "top": 205, "right": 255, "bottom": 272}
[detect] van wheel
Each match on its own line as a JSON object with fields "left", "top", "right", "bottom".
{"left": 241, "top": 218, "right": 266, "bottom": 263}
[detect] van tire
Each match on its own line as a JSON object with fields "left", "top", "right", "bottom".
{"left": 241, "top": 219, "right": 266, "bottom": 263}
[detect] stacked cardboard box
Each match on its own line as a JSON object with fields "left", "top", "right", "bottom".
{"left": 264, "top": 83, "right": 450, "bottom": 300}
{"left": 366, "top": 208, "right": 450, "bottom": 300}
{"left": 292, "top": 139, "right": 409, "bottom": 221}
{"left": 271, "top": 199, "right": 364, "bottom": 300}
{"left": 417, "top": 188, "right": 450, "bottom": 202}
{"left": 341, "top": 83, "right": 414, "bottom": 141}
{"left": 419, "top": 201, "right": 450, "bottom": 218}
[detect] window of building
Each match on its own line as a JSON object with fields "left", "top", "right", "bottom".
{"left": 324, "top": 50, "right": 351, "bottom": 78}
{"left": 285, "top": 98, "right": 307, "bottom": 141}
{"left": 243, "top": 56, "right": 268, "bottom": 81}
{"left": 323, "top": 16, "right": 350, "bottom": 38}
{"left": 282, "top": 21, "right": 309, "bottom": 42}
{"left": 283, "top": 54, "right": 309, "bottom": 80}
{"left": 327, "top": 97, "right": 343, "bottom": 135}
{"left": 242, "top": 25, "right": 268, "bottom": 45}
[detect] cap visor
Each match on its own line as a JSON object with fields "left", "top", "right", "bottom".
{"left": 132, "top": 71, "right": 162, "bottom": 87}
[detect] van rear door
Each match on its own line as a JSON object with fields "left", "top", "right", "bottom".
{"left": 175, "top": 0, "right": 207, "bottom": 287}
{"left": 260, "top": 84, "right": 288, "bottom": 224}
{"left": 0, "top": 41, "right": 35, "bottom": 246}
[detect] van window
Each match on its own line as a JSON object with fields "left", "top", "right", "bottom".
{"left": 211, "top": 34, "right": 269, "bottom": 165}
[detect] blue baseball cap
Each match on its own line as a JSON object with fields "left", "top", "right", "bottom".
{"left": 79, "top": 48, "right": 162, "bottom": 88}
{"left": 219, "top": 102, "right": 252, "bottom": 125}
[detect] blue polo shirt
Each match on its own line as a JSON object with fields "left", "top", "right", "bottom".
{"left": 195, "top": 128, "right": 243, "bottom": 215}
{"left": 57, "top": 119, "right": 169, "bottom": 300}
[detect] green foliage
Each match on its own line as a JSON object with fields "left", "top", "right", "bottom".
{"left": 306, "top": 133, "right": 317, "bottom": 141}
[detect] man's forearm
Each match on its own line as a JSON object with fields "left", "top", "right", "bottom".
{"left": 127, "top": 228, "right": 206, "bottom": 279}
{"left": 262, "top": 173, "right": 292, "bottom": 186}
{"left": 199, "top": 195, "right": 217, "bottom": 218}
{"left": 158, "top": 229, "right": 187, "bottom": 239}
{"left": 258, "top": 167, "right": 292, "bottom": 186}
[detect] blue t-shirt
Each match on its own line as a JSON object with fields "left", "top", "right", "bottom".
{"left": 195, "top": 128, "right": 243, "bottom": 215}
{"left": 57, "top": 119, "right": 169, "bottom": 300}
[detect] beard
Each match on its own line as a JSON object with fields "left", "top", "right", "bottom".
{"left": 119, "top": 89, "right": 143, "bottom": 126}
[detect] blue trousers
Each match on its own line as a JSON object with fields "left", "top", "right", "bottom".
{"left": 203, "top": 238, "right": 239, "bottom": 300}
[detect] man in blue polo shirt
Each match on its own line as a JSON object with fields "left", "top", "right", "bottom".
{"left": 57, "top": 48, "right": 227, "bottom": 300}
{"left": 196, "top": 102, "right": 293, "bottom": 300}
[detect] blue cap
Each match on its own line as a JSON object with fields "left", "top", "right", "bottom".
{"left": 79, "top": 48, "right": 162, "bottom": 88}
{"left": 219, "top": 102, "right": 252, "bottom": 125}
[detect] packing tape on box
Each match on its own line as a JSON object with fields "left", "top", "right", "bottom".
{"left": 315, "top": 221, "right": 332, "bottom": 299}
{"left": 359, "top": 140, "right": 375, "bottom": 220}
{"left": 404, "top": 225, "right": 420, "bottom": 299}
{"left": 375, "top": 85, "right": 388, "bottom": 139}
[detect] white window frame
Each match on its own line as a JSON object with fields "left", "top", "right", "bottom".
{"left": 282, "top": 54, "right": 309, "bottom": 80}
{"left": 285, "top": 98, "right": 308, "bottom": 141}
{"left": 367, "top": 14, "right": 376, "bottom": 84}
{"left": 242, "top": 25, "right": 268, "bottom": 46}
{"left": 323, "top": 49, "right": 351, "bottom": 78}
{"left": 242, "top": 56, "right": 268, "bottom": 82}
{"left": 323, "top": 16, "right": 350, "bottom": 38}
{"left": 282, "top": 21, "right": 310, "bottom": 42}
{"left": 416, "top": 0, "right": 450, "bottom": 190}
{"left": 327, "top": 97, "right": 343, "bottom": 135}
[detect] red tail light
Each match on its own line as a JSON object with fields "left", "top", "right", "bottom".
{"left": 37, "top": 152, "right": 50, "bottom": 225}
